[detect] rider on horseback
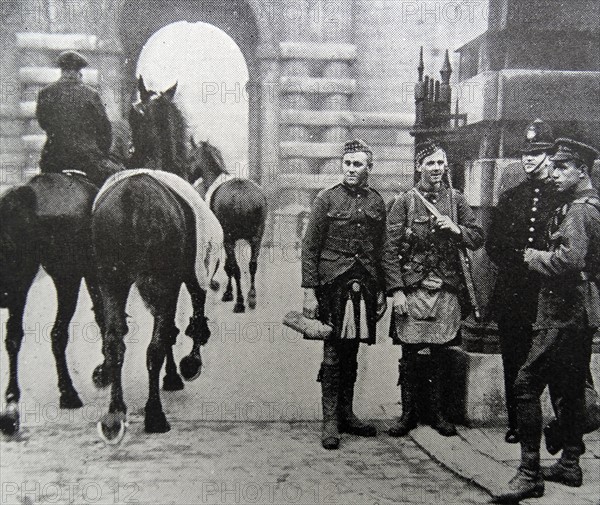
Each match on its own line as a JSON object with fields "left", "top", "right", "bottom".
{"left": 36, "top": 50, "right": 119, "bottom": 186}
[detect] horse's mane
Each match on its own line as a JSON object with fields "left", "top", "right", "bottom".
{"left": 202, "top": 141, "right": 227, "bottom": 176}
{"left": 129, "top": 79, "right": 191, "bottom": 180}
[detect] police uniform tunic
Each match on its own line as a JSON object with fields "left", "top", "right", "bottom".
{"left": 485, "top": 176, "right": 561, "bottom": 431}
{"left": 301, "top": 182, "right": 386, "bottom": 344}
{"left": 383, "top": 184, "right": 483, "bottom": 344}
{"left": 36, "top": 74, "right": 112, "bottom": 181}
{"left": 486, "top": 177, "right": 561, "bottom": 325}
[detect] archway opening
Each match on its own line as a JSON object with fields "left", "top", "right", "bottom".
{"left": 137, "top": 21, "right": 249, "bottom": 175}
{"left": 119, "top": 0, "right": 262, "bottom": 179}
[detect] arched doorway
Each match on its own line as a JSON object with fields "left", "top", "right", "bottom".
{"left": 137, "top": 21, "right": 250, "bottom": 175}
{"left": 118, "top": 0, "right": 263, "bottom": 180}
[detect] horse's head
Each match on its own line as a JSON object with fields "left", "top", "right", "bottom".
{"left": 128, "top": 76, "right": 189, "bottom": 178}
{"left": 188, "top": 137, "right": 228, "bottom": 193}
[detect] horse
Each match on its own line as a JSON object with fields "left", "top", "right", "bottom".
{"left": 189, "top": 138, "right": 267, "bottom": 313}
{"left": 90, "top": 77, "right": 213, "bottom": 442}
{"left": 0, "top": 168, "right": 120, "bottom": 435}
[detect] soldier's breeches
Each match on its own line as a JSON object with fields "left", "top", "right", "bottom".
{"left": 514, "top": 328, "right": 594, "bottom": 452}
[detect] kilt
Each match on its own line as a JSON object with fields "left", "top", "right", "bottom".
{"left": 315, "top": 264, "right": 378, "bottom": 345}
{"left": 394, "top": 286, "right": 461, "bottom": 345}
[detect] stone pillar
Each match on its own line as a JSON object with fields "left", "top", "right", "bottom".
{"left": 321, "top": 61, "right": 351, "bottom": 174}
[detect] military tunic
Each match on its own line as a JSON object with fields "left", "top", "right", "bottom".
{"left": 36, "top": 74, "right": 113, "bottom": 183}
{"left": 301, "top": 182, "right": 386, "bottom": 344}
{"left": 514, "top": 188, "right": 600, "bottom": 453}
{"left": 382, "top": 184, "right": 483, "bottom": 344}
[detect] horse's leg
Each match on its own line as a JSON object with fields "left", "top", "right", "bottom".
{"left": 0, "top": 287, "right": 30, "bottom": 435}
{"left": 50, "top": 274, "right": 84, "bottom": 409}
{"left": 140, "top": 280, "right": 179, "bottom": 434}
{"left": 181, "top": 277, "right": 210, "bottom": 381}
{"left": 94, "top": 281, "right": 129, "bottom": 443}
{"left": 222, "top": 237, "right": 235, "bottom": 303}
{"left": 226, "top": 240, "right": 245, "bottom": 313}
{"left": 85, "top": 272, "right": 106, "bottom": 337}
{"left": 162, "top": 326, "right": 184, "bottom": 392}
{"left": 247, "top": 231, "right": 263, "bottom": 310}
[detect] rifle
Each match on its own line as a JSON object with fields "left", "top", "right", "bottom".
{"left": 412, "top": 186, "right": 481, "bottom": 321}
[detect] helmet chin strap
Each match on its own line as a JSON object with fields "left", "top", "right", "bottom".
{"left": 527, "top": 155, "right": 549, "bottom": 180}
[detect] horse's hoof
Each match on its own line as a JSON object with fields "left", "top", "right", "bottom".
{"left": 145, "top": 409, "right": 171, "bottom": 434}
{"left": 233, "top": 303, "right": 245, "bottom": 314}
{"left": 222, "top": 291, "right": 233, "bottom": 302}
{"left": 60, "top": 391, "right": 83, "bottom": 409}
{"left": 163, "top": 373, "right": 185, "bottom": 391}
{"left": 97, "top": 412, "right": 127, "bottom": 445}
{"left": 0, "top": 405, "right": 20, "bottom": 436}
{"left": 92, "top": 365, "right": 111, "bottom": 389}
{"left": 248, "top": 296, "right": 257, "bottom": 310}
{"left": 210, "top": 280, "right": 220, "bottom": 291}
{"left": 180, "top": 354, "right": 202, "bottom": 381}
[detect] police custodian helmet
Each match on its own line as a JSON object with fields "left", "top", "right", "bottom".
{"left": 56, "top": 50, "right": 89, "bottom": 71}
{"left": 521, "top": 118, "right": 554, "bottom": 154}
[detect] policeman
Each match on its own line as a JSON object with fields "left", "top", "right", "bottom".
{"left": 382, "top": 140, "right": 483, "bottom": 437}
{"left": 494, "top": 138, "right": 600, "bottom": 502}
{"left": 36, "top": 50, "right": 117, "bottom": 186}
{"left": 485, "top": 119, "right": 561, "bottom": 444}
{"left": 302, "top": 139, "right": 387, "bottom": 450}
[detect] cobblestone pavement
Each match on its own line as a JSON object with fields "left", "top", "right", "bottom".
{"left": 0, "top": 247, "right": 493, "bottom": 504}
{"left": 1, "top": 419, "right": 490, "bottom": 505}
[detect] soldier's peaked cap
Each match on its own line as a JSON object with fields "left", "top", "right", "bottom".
{"left": 521, "top": 119, "right": 554, "bottom": 153}
{"left": 343, "top": 139, "right": 372, "bottom": 156}
{"left": 56, "top": 50, "right": 89, "bottom": 71}
{"left": 550, "top": 138, "right": 600, "bottom": 170}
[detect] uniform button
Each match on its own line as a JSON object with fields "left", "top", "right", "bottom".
{"left": 355, "top": 254, "right": 360, "bottom": 258}
{"left": 357, "top": 224, "right": 362, "bottom": 228}
{"left": 529, "top": 227, "right": 535, "bottom": 232}
{"left": 359, "top": 208, "right": 363, "bottom": 212}
{"left": 531, "top": 218, "right": 536, "bottom": 223}
{"left": 532, "top": 207, "right": 538, "bottom": 212}
{"left": 528, "top": 238, "right": 534, "bottom": 243}
{"left": 533, "top": 198, "right": 539, "bottom": 203}
{"left": 432, "top": 199, "right": 437, "bottom": 203}
{"left": 534, "top": 188, "right": 540, "bottom": 193}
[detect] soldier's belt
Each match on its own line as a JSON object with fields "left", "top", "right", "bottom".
{"left": 323, "top": 236, "right": 374, "bottom": 254}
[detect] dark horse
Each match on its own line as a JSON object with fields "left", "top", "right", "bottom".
{"left": 91, "top": 78, "right": 211, "bottom": 442}
{"left": 189, "top": 139, "right": 267, "bottom": 313}
{"left": 0, "top": 171, "right": 115, "bottom": 435}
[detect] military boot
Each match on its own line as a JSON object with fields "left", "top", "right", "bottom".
{"left": 388, "top": 358, "right": 418, "bottom": 437}
{"left": 542, "top": 447, "right": 583, "bottom": 487}
{"left": 429, "top": 355, "right": 457, "bottom": 437}
{"left": 320, "top": 363, "right": 340, "bottom": 450}
{"left": 493, "top": 450, "right": 544, "bottom": 503}
{"left": 338, "top": 365, "right": 376, "bottom": 437}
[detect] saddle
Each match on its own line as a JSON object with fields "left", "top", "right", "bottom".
{"left": 28, "top": 172, "right": 97, "bottom": 220}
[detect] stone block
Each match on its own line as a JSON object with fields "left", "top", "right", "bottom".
{"left": 445, "top": 347, "right": 600, "bottom": 426}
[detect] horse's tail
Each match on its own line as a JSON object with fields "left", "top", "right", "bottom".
{"left": 0, "top": 185, "right": 38, "bottom": 251}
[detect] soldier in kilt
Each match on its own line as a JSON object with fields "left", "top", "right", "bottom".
{"left": 301, "top": 139, "right": 387, "bottom": 450}
{"left": 382, "top": 139, "right": 483, "bottom": 437}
